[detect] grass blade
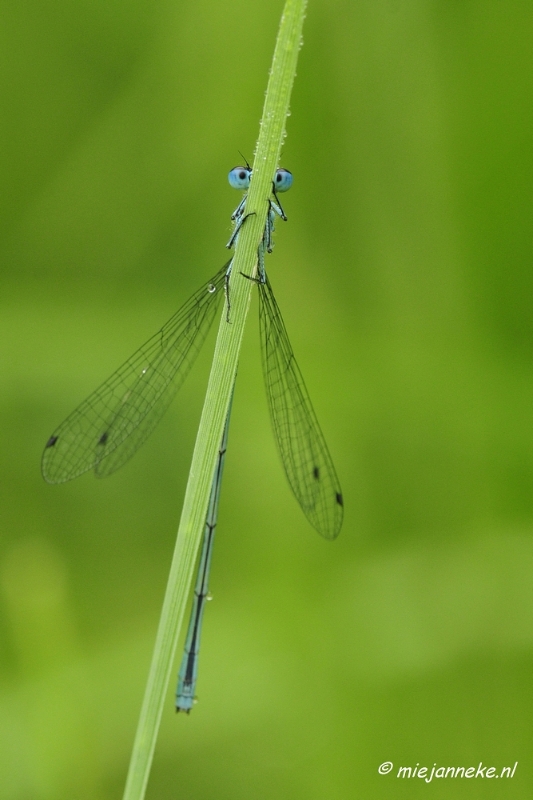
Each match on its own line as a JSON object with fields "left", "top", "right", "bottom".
{"left": 122, "top": 1, "right": 308, "bottom": 798}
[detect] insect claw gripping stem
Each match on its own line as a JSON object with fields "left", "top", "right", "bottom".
{"left": 226, "top": 211, "right": 256, "bottom": 251}
{"left": 225, "top": 211, "right": 257, "bottom": 322}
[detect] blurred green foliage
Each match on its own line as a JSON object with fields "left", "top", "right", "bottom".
{"left": 1, "top": 0, "right": 533, "bottom": 797}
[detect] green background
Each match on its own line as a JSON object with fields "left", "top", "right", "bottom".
{"left": 1, "top": 0, "right": 532, "bottom": 797}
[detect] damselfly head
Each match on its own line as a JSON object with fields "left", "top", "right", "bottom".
{"left": 274, "top": 168, "right": 293, "bottom": 193}
{"left": 229, "top": 165, "right": 293, "bottom": 194}
{"left": 228, "top": 166, "right": 252, "bottom": 190}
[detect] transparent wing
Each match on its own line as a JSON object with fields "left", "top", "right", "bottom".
{"left": 258, "top": 276, "right": 343, "bottom": 539}
{"left": 42, "top": 263, "right": 229, "bottom": 484}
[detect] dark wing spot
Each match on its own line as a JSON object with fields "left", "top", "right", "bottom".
{"left": 46, "top": 435, "right": 58, "bottom": 448}
{"left": 239, "top": 170, "right": 246, "bottom": 180}
{"left": 335, "top": 492, "right": 343, "bottom": 507}
{"left": 313, "top": 466, "right": 320, "bottom": 480}
{"left": 98, "top": 431, "right": 109, "bottom": 445}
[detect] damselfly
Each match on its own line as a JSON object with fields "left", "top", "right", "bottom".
{"left": 42, "top": 165, "right": 343, "bottom": 709}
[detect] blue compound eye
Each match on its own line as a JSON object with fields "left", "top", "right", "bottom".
{"left": 274, "top": 168, "right": 293, "bottom": 193}
{"left": 228, "top": 166, "right": 251, "bottom": 190}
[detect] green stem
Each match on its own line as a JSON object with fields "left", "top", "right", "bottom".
{"left": 122, "top": 1, "right": 307, "bottom": 797}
